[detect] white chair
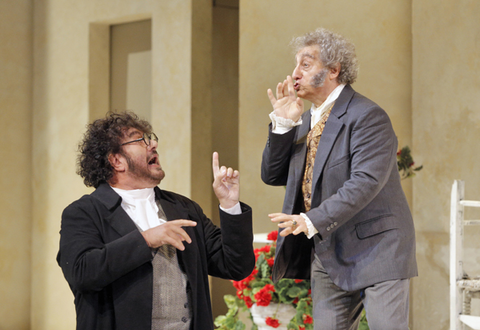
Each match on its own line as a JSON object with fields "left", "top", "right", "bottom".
{"left": 450, "top": 180, "right": 480, "bottom": 330}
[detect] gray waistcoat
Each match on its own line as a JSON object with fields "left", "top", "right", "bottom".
{"left": 137, "top": 201, "right": 192, "bottom": 330}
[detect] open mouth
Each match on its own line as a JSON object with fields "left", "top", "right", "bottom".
{"left": 294, "top": 82, "right": 300, "bottom": 91}
{"left": 148, "top": 155, "right": 158, "bottom": 166}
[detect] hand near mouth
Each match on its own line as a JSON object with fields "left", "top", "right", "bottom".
{"left": 267, "top": 75, "right": 304, "bottom": 123}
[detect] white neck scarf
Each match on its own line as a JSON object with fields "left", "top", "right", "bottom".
{"left": 310, "top": 84, "right": 346, "bottom": 129}
{"left": 111, "top": 187, "right": 164, "bottom": 231}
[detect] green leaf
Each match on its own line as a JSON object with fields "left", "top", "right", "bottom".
{"left": 214, "top": 315, "right": 226, "bottom": 327}
{"left": 234, "top": 320, "right": 246, "bottom": 330}
{"left": 287, "top": 286, "right": 302, "bottom": 297}
{"left": 358, "top": 310, "right": 370, "bottom": 330}
{"left": 261, "top": 261, "right": 271, "bottom": 278}
{"left": 224, "top": 294, "right": 238, "bottom": 308}
{"left": 276, "top": 278, "right": 292, "bottom": 288}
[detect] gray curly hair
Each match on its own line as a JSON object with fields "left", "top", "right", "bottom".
{"left": 291, "top": 28, "right": 358, "bottom": 85}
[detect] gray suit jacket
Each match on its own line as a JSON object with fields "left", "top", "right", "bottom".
{"left": 261, "top": 85, "right": 417, "bottom": 291}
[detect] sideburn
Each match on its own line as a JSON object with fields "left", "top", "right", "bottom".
{"left": 311, "top": 68, "right": 329, "bottom": 88}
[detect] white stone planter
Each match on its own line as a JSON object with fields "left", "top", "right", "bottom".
{"left": 250, "top": 303, "right": 296, "bottom": 329}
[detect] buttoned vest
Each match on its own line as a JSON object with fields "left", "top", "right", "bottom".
{"left": 302, "top": 106, "right": 333, "bottom": 211}
{"left": 136, "top": 201, "right": 192, "bottom": 330}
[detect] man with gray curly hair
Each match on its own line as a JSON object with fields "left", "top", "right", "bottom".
{"left": 262, "top": 28, "right": 417, "bottom": 329}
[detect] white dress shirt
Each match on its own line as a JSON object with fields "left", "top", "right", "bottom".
{"left": 111, "top": 186, "right": 241, "bottom": 231}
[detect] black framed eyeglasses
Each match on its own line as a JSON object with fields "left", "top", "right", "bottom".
{"left": 121, "top": 133, "right": 158, "bottom": 147}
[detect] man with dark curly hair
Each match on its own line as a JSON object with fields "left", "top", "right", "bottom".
{"left": 57, "top": 111, "right": 255, "bottom": 330}
{"left": 262, "top": 28, "right": 417, "bottom": 329}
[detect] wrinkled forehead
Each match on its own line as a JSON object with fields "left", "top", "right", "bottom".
{"left": 295, "top": 45, "right": 321, "bottom": 63}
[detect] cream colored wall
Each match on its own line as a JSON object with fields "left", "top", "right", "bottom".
{"left": 0, "top": 1, "right": 33, "bottom": 329}
{"left": 412, "top": 0, "right": 480, "bottom": 328}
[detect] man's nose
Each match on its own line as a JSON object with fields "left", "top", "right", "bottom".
{"left": 149, "top": 139, "right": 158, "bottom": 150}
{"left": 292, "top": 65, "right": 301, "bottom": 79}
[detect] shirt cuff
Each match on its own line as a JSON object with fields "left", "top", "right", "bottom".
{"left": 300, "top": 212, "right": 318, "bottom": 239}
{"left": 220, "top": 202, "right": 242, "bottom": 215}
{"left": 269, "top": 111, "right": 302, "bottom": 134}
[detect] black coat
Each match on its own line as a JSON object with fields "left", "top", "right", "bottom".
{"left": 57, "top": 183, "right": 254, "bottom": 330}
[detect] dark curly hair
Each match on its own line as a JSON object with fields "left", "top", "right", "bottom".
{"left": 77, "top": 111, "right": 153, "bottom": 188}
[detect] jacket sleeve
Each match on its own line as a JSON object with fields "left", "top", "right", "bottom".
{"left": 57, "top": 199, "right": 153, "bottom": 292}
{"left": 306, "top": 104, "right": 398, "bottom": 239}
{"left": 197, "top": 202, "right": 255, "bottom": 281}
{"left": 261, "top": 124, "right": 298, "bottom": 186}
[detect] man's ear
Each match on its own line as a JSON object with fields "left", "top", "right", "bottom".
{"left": 108, "top": 153, "right": 126, "bottom": 173}
{"left": 329, "top": 63, "right": 341, "bottom": 79}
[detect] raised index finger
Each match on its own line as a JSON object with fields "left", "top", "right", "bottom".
{"left": 212, "top": 151, "right": 220, "bottom": 176}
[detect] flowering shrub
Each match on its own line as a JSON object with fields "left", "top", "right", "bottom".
{"left": 214, "top": 231, "right": 313, "bottom": 330}
{"left": 397, "top": 146, "right": 422, "bottom": 179}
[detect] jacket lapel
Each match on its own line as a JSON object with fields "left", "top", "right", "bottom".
{"left": 154, "top": 187, "right": 189, "bottom": 222}
{"left": 292, "top": 111, "right": 312, "bottom": 197}
{"left": 155, "top": 188, "right": 197, "bottom": 277}
{"left": 311, "top": 85, "right": 354, "bottom": 195}
{"left": 92, "top": 183, "right": 139, "bottom": 236}
{"left": 155, "top": 188, "right": 194, "bottom": 246}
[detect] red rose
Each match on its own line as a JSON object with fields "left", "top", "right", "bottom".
{"left": 303, "top": 314, "right": 313, "bottom": 324}
{"left": 267, "top": 257, "right": 275, "bottom": 267}
{"left": 254, "top": 287, "right": 273, "bottom": 306}
{"left": 232, "top": 279, "right": 247, "bottom": 291}
{"left": 245, "top": 269, "right": 258, "bottom": 283}
{"left": 264, "top": 284, "right": 275, "bottom": 292}
{"left": 233, "top": 268, "right": 258, "bottom": 291}
{"left": 294, "top": 279, "right": 303, "bottom": 283}
{"left": 244, "top": 296, "right": 253, "bottom": 308}
{"left": 267, "top": 230, "right": 278, "bottom": 242}
{"left": 236, "top": 290, "right": 243, "bottom": 299}
{"left": 265, "top": 317, "right": 281, "bottom": 328}
{"left": 292, "top": 297, "right": 299, "bottom": 304}
{"left": 259, "top": 245, "right": 271, "bottom": 253}
{"left": 299, "top": 326, "right": 305, "bottom": 330}
{"left": 232, "top": 280, "right": 243, "bottom": 291}
{"left": 254, "top": 284, "right": 276, "bottom": 306}
{"left": 254, "top": 249, "right": 261, "bottom": 261}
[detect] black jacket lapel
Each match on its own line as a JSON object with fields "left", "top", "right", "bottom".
{"left": 92, "top": 183, "right": 138, "bottom": 236}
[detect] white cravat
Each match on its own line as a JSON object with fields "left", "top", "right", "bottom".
{"left": 309, "top": 84, "right": 345, "bottom": 128}
{"left": 111, "top": 187, "right": 165, "bottom": 231}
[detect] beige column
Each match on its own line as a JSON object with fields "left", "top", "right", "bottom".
{"left": 151, "top": 0, "right": 213, "bottom": 216}
{"left": 0, "top": 1, "right": 33, "bottom": 329}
